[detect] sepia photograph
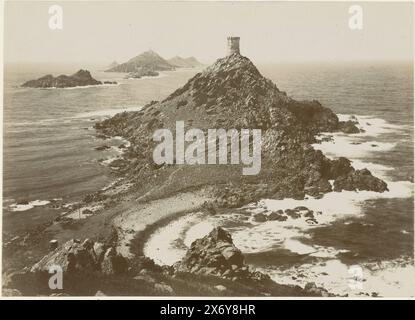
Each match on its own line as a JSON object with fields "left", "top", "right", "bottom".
{"left": 1, "top": 0, "right": 414, "bottom": 300}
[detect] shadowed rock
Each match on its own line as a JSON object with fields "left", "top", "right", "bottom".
{"left": 22, "top": 70, "right": 104, "bottom": 88}
{"left": 174, "top": 227, "right": 269, "bottom": 282}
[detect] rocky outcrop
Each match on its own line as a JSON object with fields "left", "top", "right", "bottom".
{"left": 173, "top": 227, "right": 332, "bottom": 296}
{"left": 338, "top": 120, "right": 361, "bottom": 134}
{"left": 96, "top": 51, "right": 388, "bottom": 204}
{"left": 3, "top": 233, "right": 332, "bottom": 296}
{"left": 30, "top": 238, "right": 127, "bottom": 275}
{"left": 107, "top": 61, "right": 119, "bottom": 69}
{"left": 174, "top": 227, "right": 269, "bottom": 282}
{"left": 333, "top": 168, "right": 388, "bottom": 192}
{"left": 106, "top": 50, "right": 174, "bottom": 73}
{"left": 22, "top": 70, "right": 104, "bottom": 88}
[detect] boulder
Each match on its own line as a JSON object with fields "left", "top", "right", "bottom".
{"left": 333, "top": 169, "right": 388, "bottom": 192}
{"left": 31, "top": 239, "right": 97, "bottom": 274}
{"left": 174, "top": 227, "right": 270, "bottom": 283}
{"left": 253, "top": 213, "right": 267, "bottom": 222}
{"left": 30, "top": 238, "right": 126, "bottom": 276}
{"left": 174, "top": 227, "right": 243, "bottom": 275}
{"left": 268, "top": 211, "right": 287, "bottom": 221}
{"left": 101, "top": 248, "right": 128, "bottom": 275}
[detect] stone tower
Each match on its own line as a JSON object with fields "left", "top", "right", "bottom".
{"left": 227, "top": 36, "right": 240, "bottom": 55}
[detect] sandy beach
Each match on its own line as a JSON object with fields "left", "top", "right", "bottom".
{"left": 113, "top": 189, "right": 213, "bottom": 257}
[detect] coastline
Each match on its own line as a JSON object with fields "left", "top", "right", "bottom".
{"left": 3, "top": 61, "right": 413, "bottom": 297}
{"left": 3, "top": 98, "right": 413, "bottom": 297}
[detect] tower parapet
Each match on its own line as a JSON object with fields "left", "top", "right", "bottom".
{"left": 227, "top": 36, "right": 240, "bottom": 55}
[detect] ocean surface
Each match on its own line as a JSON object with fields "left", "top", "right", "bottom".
{"left": 3, "top": 64, "right": 199, "bottom": 232}
{"left": 3, "top": 61, "right": 414, "bottom": 296}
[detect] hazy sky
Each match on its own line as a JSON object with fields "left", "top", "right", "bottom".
{"left": 4, "top": 1, "right": 414, "bottom": 65}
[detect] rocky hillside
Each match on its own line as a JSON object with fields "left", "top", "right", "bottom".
{"left": 106, "top": 50, "right": 174, "bottom": 73}
{"left": 168, "top": 56, "right": 204, "bottom": 68}
{"left": 96, "top": 52, "right": 387, "bottom": 203}
{"left": 22, "top": 70, "right": 106, "bottom": 88}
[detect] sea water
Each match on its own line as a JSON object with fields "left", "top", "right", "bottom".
{"left": 3, "top": 63, "right": 200, "bottom": 232}
{"left": 142, "top": 62, "right": 414, "bottom": 297}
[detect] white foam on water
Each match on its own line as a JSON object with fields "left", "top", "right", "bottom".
{"left": 264, "top": 257, "right": 415, "bottom": 297}
{"left": 283, "top": 239, "right": 316, "bottom": 255}
{"left": 313, "top": 132, "right": 396, "bottom": 160}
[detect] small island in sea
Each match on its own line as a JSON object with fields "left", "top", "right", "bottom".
{"left": 105, "top": 50, "right": 175, "bottom": 80}
{"left": 22, "top": 69, "right": 117, "bottom": 88}
{"left": 106, "top": 50, "right": 203, "bottom": 79}
{"left": 124, "top": 68, "right": 160, "bottom": 79}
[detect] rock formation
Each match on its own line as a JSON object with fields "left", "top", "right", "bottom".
{"left": 174, "top": 227, "right": 268, "bottom": 282}
{"left": 22, "top": 70, "right": 107, "bottom": 88}
{"left": 4, "top": 234, "right": 331, "bottom": 296}
{"left": 125, "top": 69, "right": 159, "bottom": 79}
{"left": 105, "top": 50, "right": 174, "bottom": 73}
{"left": 107, "top": 61, "right": 119, "bottom": 69}
{"left": 96, "top": 47, "right": 388, "bottom": 203}
{"left": 30, "top": 238, "right": 128, "bottom": 275}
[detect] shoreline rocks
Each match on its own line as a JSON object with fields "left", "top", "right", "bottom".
{"left": 30, "top": 238, "right": 127, "bottom": 275}
{"left": 174, "top": 227, "right": 268, "bottom": 282}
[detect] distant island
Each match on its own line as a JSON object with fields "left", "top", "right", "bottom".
{"left": 22, "top": 70, "right": 117, "bottom": 88}
{"left": 168, "top": 56, "right": 204, "bottom": 68}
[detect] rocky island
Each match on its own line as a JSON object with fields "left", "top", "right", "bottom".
{"left": 168, "top": 56, "right": 204, "bottom": 68}
{"left": 124, "top": 68, "right": 160, "bottom": 79}
{"left": 4, "top": 37, "right": 389, "bottom": 297}
{"left": 96, "top": 42, "right": 387, "bottom": 204}
{"left": 21, "top": 69, "right": 116, "bottom": 88}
